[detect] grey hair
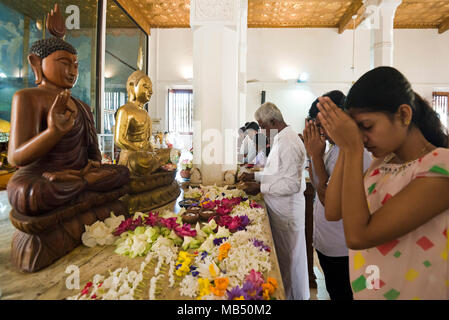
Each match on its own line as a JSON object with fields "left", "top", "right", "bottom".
{"left": 254, "top": 102, "right": 285, "bottom": 124}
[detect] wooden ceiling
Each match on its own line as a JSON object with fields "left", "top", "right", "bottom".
{"left": 130, "top": 0, "right": 449, "bottom": 34}
{"left": 2, "top": 0, "right": 449, "bottom": 34}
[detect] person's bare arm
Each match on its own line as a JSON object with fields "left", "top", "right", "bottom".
{"left": 303, "top": 120, "right": 328, "bottom": 204}
{"left": 324, "top": 150, "right": 344, "bottom": 221}
{"left": 341, "top": 149, "right": 449, "bottom": 249}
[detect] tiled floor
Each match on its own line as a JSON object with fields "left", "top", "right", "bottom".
{"left": 310, "top": 250, "right": 330, "bottom": 300}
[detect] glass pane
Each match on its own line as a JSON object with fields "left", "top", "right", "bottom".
{"left": 104, "top": 0, "right": 148, "bottom": 134}
{"left": 0, "top": 0, "right": 98, "bottom": 125}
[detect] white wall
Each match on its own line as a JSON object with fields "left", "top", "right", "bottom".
{"left": 148, "top": 28, "right": 193, "bottom": 134}
{"left": 150, "top": 27, "right": 449, "bottom": 134}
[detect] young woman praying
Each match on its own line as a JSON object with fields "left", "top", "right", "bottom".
{"left": 318, "top": 66, "right": 449, "bottom": 300}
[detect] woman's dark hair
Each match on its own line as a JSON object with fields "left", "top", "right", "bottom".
{"left": 245, "top": 121, "right": 260, "bottom": 132}
{"left": 346, "top": 66, "right": 448, "bottom": 148}
{"left": 308, "top": 90, "right": 346, "bottom": 119}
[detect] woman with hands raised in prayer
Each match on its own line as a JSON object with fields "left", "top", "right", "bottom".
{"left": 317, "top": 66, "right": 449, "bottom": 300}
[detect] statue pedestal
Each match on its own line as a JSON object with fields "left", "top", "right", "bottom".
{"left": 124, "top": 171, "right": 180, "bottom": 214}
{"left": 9, "top": 186, "right": 129, "bottom": 273}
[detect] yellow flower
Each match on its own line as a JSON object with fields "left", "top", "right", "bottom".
{"left": 234, "top": 296, "right": 245, "bottom": 300}
{"left": 263, "top": 289, "right": 270, "bottom": 300}
{"left": 198, "top": 278, "right": 211, "bottom": 297}
{"left": 209, "top": 264, "right": 217, "bottom": 278}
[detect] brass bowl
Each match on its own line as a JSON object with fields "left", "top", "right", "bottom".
{"left": 199, "top": 208, "right": 216, "bottom": 221}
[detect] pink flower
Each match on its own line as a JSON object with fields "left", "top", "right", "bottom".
{"left": 250, "top": 202, "right": 263, "bottom": 209}
{"left": 144, "top": 212, "right": 160, "bottom": 227}
{"left": 245, "top": 269, "right": 265, "bottom": 288}
{"left": 216, "top": 206, "right": 231, "bottom": 216}
{"left": 113, "top": 216, "right": 143, "bottom": 236}
{"left": 175, "top": 223, "right": 197, "bottom": 237}
{"left": 220, "top": 198, "right": 235, "bottom": 209}
{"left": 216, "top": 215, "right": 232, "bottom": 228}
{"left": 228, "top": 216, "right": 242, "bottom": 232}
{"left": 160, "top": 217, "right": 179, "bottom": 230}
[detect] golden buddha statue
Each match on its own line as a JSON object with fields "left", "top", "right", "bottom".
{"left": 115, "top": 71, "right": 179, "bottom": 213}
{"left": 115, "top": 71, "right": 168, "bottom": 176}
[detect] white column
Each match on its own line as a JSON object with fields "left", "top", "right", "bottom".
{"left": 368, "top": 0, "right": 402, "bottom": 68}
{"left": 148, "top": 29, "right": 160, "bottom": 131}
{"left": 238, "top": 0, "right": 248, "bottom": 131}
{"left": 191, "top": 0, "right": 247, "bottom": 185}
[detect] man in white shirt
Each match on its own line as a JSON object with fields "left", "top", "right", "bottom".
{"left": 240, "top": 102, "right": 309, "bottom": 300}
{"left": 303, "top": 91, "right": 372, "bottom": 300}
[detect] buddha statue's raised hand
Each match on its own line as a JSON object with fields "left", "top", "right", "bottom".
{"left": 47, "top": 89, "right": 77, "bottom": 135}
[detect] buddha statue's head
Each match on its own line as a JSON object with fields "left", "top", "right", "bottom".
{"left": 27, "top": 4, "right": 78, "bottom": 90}
{"left": 127, "top": 70, "right": 153, "bottom": 107}
{"left": 28, "top": 38, "right": 78, "bottom": 89}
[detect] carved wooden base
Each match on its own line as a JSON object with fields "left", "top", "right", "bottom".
{"left": 126, "top": 181, "right": 181, "bottom": 214}
{"left": 10, "top": 187, "right": 129, "bottom": 273}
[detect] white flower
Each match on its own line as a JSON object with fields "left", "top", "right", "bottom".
{"left": 104, "top": 212, "right": 125, "bottom": 231}
{"left": 198, "top": 234, "right": 214, "bottom": 252}
{"left": 179, "top": 275, "right": 199, "bottom": 297}
{"left": 82, "top": 221, "right": 115, "bottom": 247}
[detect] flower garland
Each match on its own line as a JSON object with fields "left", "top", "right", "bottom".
{"left": 70, "top": 188, "right": 279, "bottom": 300}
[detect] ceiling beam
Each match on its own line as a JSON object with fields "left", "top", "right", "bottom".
{"left": 338, "top": 0, "right": 364, "bottom": 34}
{"left": 438, "top": 16, "right": 449, "bottom": 34}
{"left": 115, "top": 0, "right": 151, "bottom": 35}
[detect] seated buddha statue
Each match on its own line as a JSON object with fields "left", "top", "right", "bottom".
{"left": 115, "top": 71, "right": 170, "bottom": 177}
{"left": 6, "top": 4, "right": 130, "bottom": 272}
{"left": 114, "top": 71, "right": 179, "bottom": 212}
{"left": 7, "top": 41, "right": 129, "bottom": 216}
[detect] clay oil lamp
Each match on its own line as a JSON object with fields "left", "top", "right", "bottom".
{"left": 199, "top": 208, "right": 216, "bottom": 221}
{"left": 182, "top": 209, "right": 200, "bottom": 224}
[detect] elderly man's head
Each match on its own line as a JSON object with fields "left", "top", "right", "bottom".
{"left": 254, "top": 102, "right": 286, "bottom": 140}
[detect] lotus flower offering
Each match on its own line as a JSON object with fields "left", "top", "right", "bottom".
{"left": 71, "top": 186, "right": 282, "bottom": 300}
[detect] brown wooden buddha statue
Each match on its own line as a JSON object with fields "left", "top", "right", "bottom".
{"left": 7, "top": 20, "right": 129, "bottom": 216}
{"left": 6, "top": 4, "right": 130, "bottom": 272}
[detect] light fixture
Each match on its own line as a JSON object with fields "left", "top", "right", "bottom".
{"left": 181, "top": 66, "right": 193, "bottom": 80}
{"left": 0, "top": 73, "right": 7, "bottom": 79}
{"left": 297, "top": 72, "right": 309, "bottom": 83}
{"left": 104, "top": 69, "right": 114, "bottom": 79}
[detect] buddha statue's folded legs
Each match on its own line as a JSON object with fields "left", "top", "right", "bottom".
{"left": 7, "top": 164, "right": 129, "bottom": 217}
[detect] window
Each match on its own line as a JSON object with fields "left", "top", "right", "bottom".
{"left": 432, "top": 92, "right": 448, "bottom": 129}
{"left": 167, "top": 89, "right": 194, "bottom": 152}
{"left": 168, "top": 89, "right": 194, "bottom": 134}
